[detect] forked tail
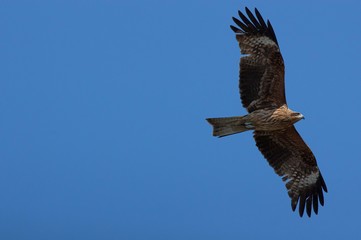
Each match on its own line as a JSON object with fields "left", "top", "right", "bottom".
{"left": 206, "top": 116, "right": 252, "bottom": 137}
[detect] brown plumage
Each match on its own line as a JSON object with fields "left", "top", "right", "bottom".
{"left": 206, "top": 7, "right": 327, "bottom": 217}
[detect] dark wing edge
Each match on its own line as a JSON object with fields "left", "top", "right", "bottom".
{"left": 253, "top": 127, "right": 328, "bottom": 217}
{"left": 230, "top": 7, "right": 279, "bottom": 46}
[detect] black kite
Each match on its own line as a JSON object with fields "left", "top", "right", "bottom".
{"left": 206, "top": 7, "right": 327, "bottom": 217}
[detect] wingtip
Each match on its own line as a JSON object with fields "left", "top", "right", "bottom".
{"left": 232, "top": 7, "right": 279, "bottom": 46}
{"left": 238, "top": 10, "right": 243, "bottom": 18}
{"left": 298, "top": 196, "right": 306, "bottom": 217}
{"left": 313, "top": 194, "right": 319, "bottom": 214}
{"left": 291, "top": 197, "right": 298, "bottom": 212}
{"left": 321, "top": 175, "right": 328, "bottom": 193}
{"left": 230, "top": 25, "right": 240, "bottom": 33}
{"left": 292, "top": 177, "right": 327, "bottom": 217}
{"left": 306, "top": 198, "right": 312, "bottom": 217}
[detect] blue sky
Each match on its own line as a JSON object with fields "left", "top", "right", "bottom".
{"left": 1, "top": 0, "right": 361, "bottom": 239}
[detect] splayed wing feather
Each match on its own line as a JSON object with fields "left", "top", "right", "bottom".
{"left": 254, "top": 8, "right": 267, "bottom": 29}
{"left": 238, "top": 10, "right": 256, "bottom": 31}
{"left": 245, "top": 7, "right": 262, "bottom": 29}
{"left": 230, "top": 25, "right": 241, "bottom": 33}
{"left": 232, "top": 17, "right": 248, "bottom": 32}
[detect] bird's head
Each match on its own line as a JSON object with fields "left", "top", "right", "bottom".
{"left": 291, "top": 112, "right": 305, "bottom": 122}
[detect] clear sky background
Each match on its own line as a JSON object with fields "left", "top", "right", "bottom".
{"left": 1, "top": 0, "right": 361, "bottom": 239}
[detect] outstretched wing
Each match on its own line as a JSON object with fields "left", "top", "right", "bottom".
{"left": 231, "top": 8, "right": 286, "bottom": 112}
{"left": 253, "top": 127, "right": 328, "bottom": 217}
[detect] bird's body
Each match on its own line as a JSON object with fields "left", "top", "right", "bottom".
{"left": 208, "top": 105, "right": 304, "bottom": 136}
{"left": 206, "top": 7, "right": 327, "bottom": 217}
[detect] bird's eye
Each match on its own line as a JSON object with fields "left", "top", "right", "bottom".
{"left": 291, "top": 112, "right": 300, "bottom": 116}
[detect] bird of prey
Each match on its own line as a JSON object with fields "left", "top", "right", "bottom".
{"left": 206, "top": 7, "right": 327, "bottom": 217}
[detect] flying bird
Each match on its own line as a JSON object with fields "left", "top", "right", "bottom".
{"left": 206, "top": 7, "right": 327, "bottom": 217}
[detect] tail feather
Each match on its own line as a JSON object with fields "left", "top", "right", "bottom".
{"left": 206, "top": 116, "right": 251, "bottom": 137}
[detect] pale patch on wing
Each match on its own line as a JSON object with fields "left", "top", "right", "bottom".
{"left": 302, "top": 170, "right": 320, "bottom": 187}
{"left": 282, "top": 167, "right": 320, "bottom": 190}
{"left": 255, "top": 36, "right": 278, "bottom": 47}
